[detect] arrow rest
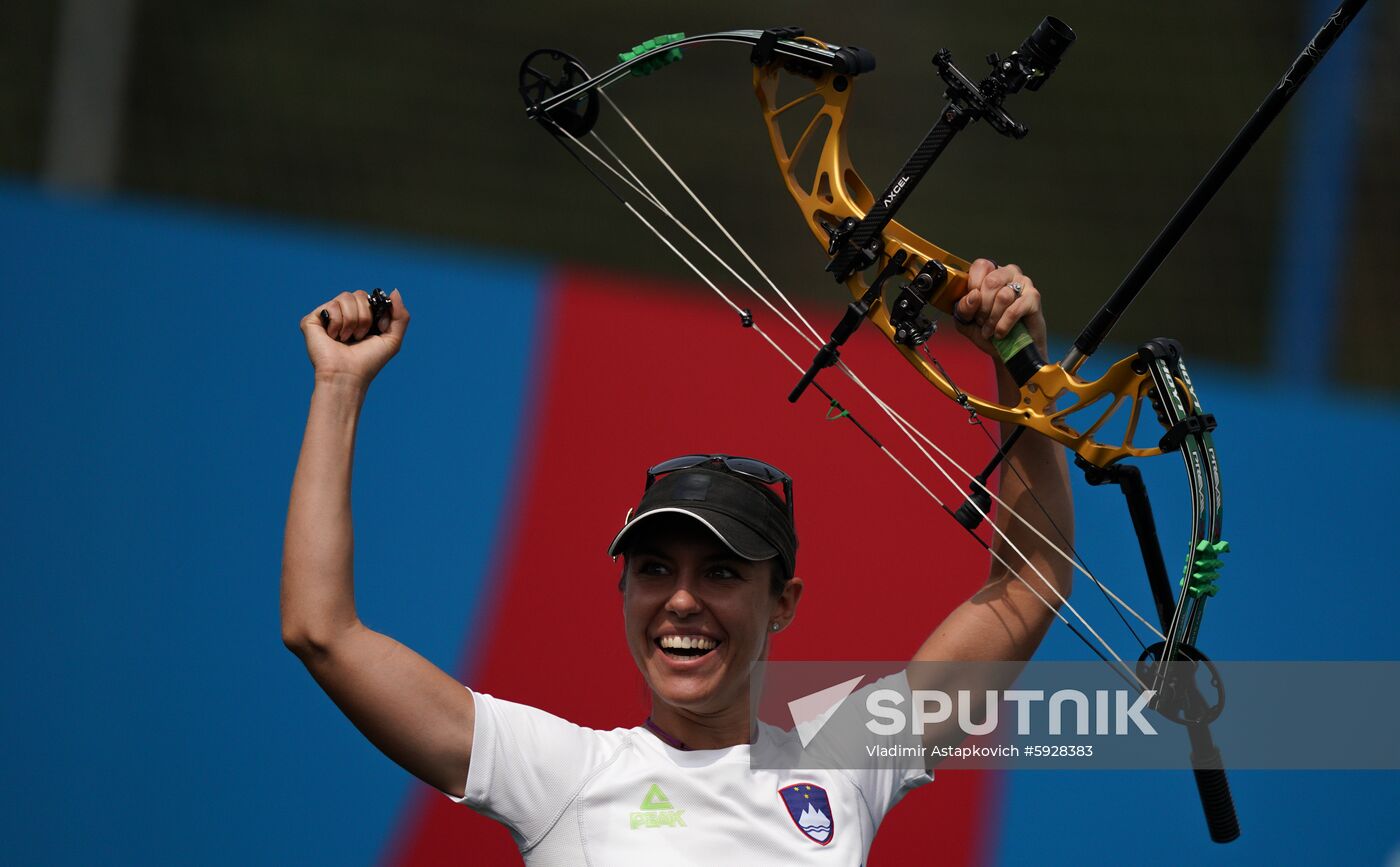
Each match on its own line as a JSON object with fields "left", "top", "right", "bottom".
{"left": 890, "top": 260, "right": 949, "bottom": 347}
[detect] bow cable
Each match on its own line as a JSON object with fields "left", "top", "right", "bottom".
{"left": 537, "top": 100, "right": 1162, "bottom": 691}
{"left": 593, "top": 93, "right": 1162, "bottom": 654}
{"left": 920, "top": 342, "right": 1153, "bottom": 654}
{"left": 596, "top": 88, "right": 1155, "bottom": 648}
{"left": 543, "top": 105, "right": 1156, "bottom": 689}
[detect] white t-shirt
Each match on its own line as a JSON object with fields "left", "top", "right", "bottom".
{"left": 446, "top": 687, "right": 932, "bottom": 865}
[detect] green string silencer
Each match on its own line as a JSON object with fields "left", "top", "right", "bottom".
{"left": 1182, "top": 539, "right": 1230, "bottom": 599}
{"left": 619, "top": 33, "right": 685, "bottom": 76}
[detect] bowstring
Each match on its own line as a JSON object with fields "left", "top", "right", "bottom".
{"left": 599, "top": 92, "right": 1159, "bottom": 650}
{"left": 537, "top": 97, "right": 1155, "bottom": 691}
{"left": 597, "top": 91, "right": 828, "bottom": 347}
{"left": 555, "top": 105, "right": 1153, "bottom": 690}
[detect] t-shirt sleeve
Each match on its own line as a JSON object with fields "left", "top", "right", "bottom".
{"left": 443, "top": 689, "right": 618, "bottom": 847}
{"left": 838, "top": 671, "right": 934, "bottom": 825}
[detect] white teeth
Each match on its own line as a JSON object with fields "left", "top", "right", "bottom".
{"left": 659, "top": 635, "right": 717, "bottom": 651}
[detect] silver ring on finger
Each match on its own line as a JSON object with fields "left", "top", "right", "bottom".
{"left": 1008, "top": 281, "right": 1024, "bottom": 298}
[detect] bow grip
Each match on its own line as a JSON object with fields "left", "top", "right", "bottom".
{"left": 992, "top": 321, "right": 1045, "bottom": 386}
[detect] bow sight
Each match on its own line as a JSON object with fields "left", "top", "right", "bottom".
{"left": 823, "top": 17, "right": 1075, "bottom": 285}
{"left": 992, "top": 15, "right": 1077, "bottom": 94}
{"left": 795, "top": 17, "right": 1074, "bottom": 455}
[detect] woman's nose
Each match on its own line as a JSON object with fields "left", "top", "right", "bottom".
{"left": 665, "top": 582, "right": 703, "bottom": 616}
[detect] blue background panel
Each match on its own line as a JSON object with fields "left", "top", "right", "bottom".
{"left": 994, "top": 370, "right": 1400, "bottom": 864}
{"left": 0, "top": 185, "right": 542, "bottom": 865}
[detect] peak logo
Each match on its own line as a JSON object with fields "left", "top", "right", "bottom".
{"left": 629, "top": 783, "right": 687, "bottom": 830}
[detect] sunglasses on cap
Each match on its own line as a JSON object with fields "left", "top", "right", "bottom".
{"left": 645, "top": 454, "right": 794, "bottom": 518}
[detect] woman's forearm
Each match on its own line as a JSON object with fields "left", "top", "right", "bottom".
{"left": 281, "top": 375, "right": 369, "bottom": 649}
{"left": 991, "top": 362, "right": 1074, "bottom": 599}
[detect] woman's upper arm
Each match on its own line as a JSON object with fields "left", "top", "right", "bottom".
{"left": 290, "top": 622, "right": 475, "bottom": 799}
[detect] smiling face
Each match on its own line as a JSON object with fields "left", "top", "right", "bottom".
{"left": 621, "top": 513, "right": 802, "bottom": 719}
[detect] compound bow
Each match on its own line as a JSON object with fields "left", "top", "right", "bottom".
{"left": 518, "top": 1, "right": 1367, "bottom": 844}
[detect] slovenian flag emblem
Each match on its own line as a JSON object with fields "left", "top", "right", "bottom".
{"left": 779, "top": 783, "right": 835, "bottom": 845}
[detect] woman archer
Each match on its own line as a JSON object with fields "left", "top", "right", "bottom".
{"left": 281, "top": 258, "right": 1073, "bottom": 863}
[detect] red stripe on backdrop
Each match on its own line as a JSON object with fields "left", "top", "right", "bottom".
{"left": 388, "top": 266, "right": 1004, "bottom": 866}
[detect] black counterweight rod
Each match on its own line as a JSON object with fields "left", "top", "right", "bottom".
{"left": 1064, "top": 0, "right": 1369, "bottom": 370}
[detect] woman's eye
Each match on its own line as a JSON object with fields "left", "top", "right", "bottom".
{"left": 709, "top": 566, "right": 741, "bottom": 580}
{"left": 637, "top": 561, "right": 669, "bottom": 576}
